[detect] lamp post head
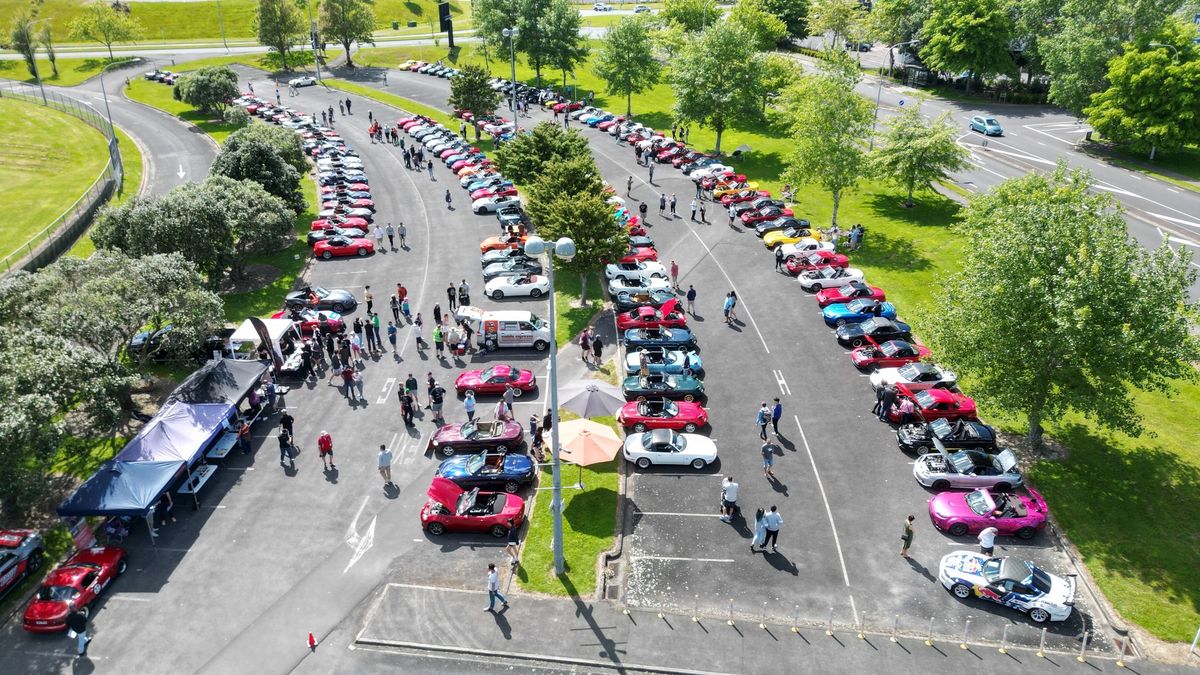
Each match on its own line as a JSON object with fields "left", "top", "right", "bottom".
{"left": 523, "top": 235, "right": 547, "bottom": 256}
{"left": 554, "top": 237, "right": 576, "bottom": 262}
{"left": 502, "top": 27, "right": 519, "bottom": 38}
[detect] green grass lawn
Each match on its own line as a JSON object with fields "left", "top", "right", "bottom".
{"left": 124, "top": 77, "right": 242, "bottom": 143}
{"left": 0, "top": 56, "right": 138, "bottom": 87}
{"left": 0, "top": 96, "right": 108, "bottom": 263}
{"left": 517, "top": 410, "right": 619, "bottom": 597}
{"left": 1098, "top": 146, "right": 1200, "bottom": 194}
{"left": 68, "top": 125, "right": 143, "bottom": 259}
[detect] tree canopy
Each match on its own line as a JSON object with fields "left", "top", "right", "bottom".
{"left": 68, "top": 2, "right": 143, "bottom": 59}
{"left": 669, "top": 21, "right": 766, "bottom": 153}
{"left": 806, "top": 0, "right": 864, "bottom": 48}
{"left": 172, "top": 65, "right": 240, "bottom": 114}
{"left": 320, "top": 0, "right": 377, "bottom": 68}
{"left": 494, "top": 121, "right": 593, "bottom": 184}
{"left": 222, "top": 122, "right": 309, "bottom": 175}
{"left": 918, "top": 0, "right": 1016, "bottom": 91}
{"left": 925, "top": 165, "right": 1200, "bottom": 447}
{"left": 728, "top": 0, "right": 789, "bottom": 50}
{"left": 449, "top": 63, "right": 503, "bottom": 133}
{"left": 255, "top": 0, "right": 307, "bottom": 70}
{"left": 543, "top": 0, "right": 590, "bottom": 90}
{"left": 516, "top": 0, "right": 553, "bottom": 83}
{"left": 871, "top": 105, "right": 970, "bottom": 206}
{"left": 661, "top": 0, "right": 722, "bottom": 32}
{"left": 759, "top": 0, "right": 809, "bottom": 40}
{"left": 210, "top": 137, "right": 306, "bottom": 211}
{"left": 594, "top": 16, "right": 661, "bottom": 116}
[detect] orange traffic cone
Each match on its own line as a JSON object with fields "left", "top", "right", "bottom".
{"left": 307, "top": 632, "right": 317, "bottom": 651}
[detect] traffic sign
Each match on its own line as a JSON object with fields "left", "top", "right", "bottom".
{"left": 898, "top": 99, "right": 905, "bottom": 106}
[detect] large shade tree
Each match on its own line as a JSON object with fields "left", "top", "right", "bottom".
{"left": 255, "top": 0, "right": 307, "bottom": 70}
{"left": 494, "top": 121, "right": 592, "bottom": 184}
{"left": 320, "top": 0, "right": 377, "bottom": 68}
{"left": 172, "top": 65, "right": 240, "bottom": 114}
{"left": 925, "top": 165, "right": 1200, "bottom": 447}
{"left": 871, "top": 105, "right": 970, "bottom": 206}
{"left": 594, "top": 16, "right": 661, "bottom": 116}
{"left": 68, "top": 2, "right": 143, "bottom": 59}
{"left": 661, "top": 0, "right": 722, "bottom": 32}
{"left": 210, "top": 137, "right": 306, "bottom": 211}
{"left": 669, "top": 22, "right": 766, "bottom": 153}
{"left": 543, "top": 0, "right": 590, "bottom": 92}
{"left": 918, "top": 0, "right": 1016, "bottom": 92}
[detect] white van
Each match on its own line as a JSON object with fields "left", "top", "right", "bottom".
{"left": 456, "top": 307, "right": 552, "bottom": 351}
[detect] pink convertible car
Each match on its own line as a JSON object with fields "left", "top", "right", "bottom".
{"left": 928, "top": 488, "right": 1048, "bottom": 539}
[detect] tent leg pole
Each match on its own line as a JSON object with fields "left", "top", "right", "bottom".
{"left": 146, "top": 515, "right": 156, "bottom": 546}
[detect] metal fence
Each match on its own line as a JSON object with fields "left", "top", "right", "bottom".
{"left": 0, "top": 80, "right": 124, "bottom": 276}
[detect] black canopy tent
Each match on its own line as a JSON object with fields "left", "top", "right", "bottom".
{"left": 168, "top": 358, "right": 269, "bottom": 405}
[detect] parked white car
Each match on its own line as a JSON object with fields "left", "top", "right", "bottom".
{"left": 608, "top": 276, "right": 671, "bottom": 296}
{"left": 289, "top": 76, "right": 318, "bottom": 87}
{"left": 623, "top": 429, "right": 717, "bottom": 470}
{"left": 472, "top": 195, "right": 522, "bottom": 214}
{"left": 798, "top": 266, "right": 865, "bottom": 291}
{"left": 777, "top": 238, "right": 836, "bottom": 260}
{"left": 869, "top": 363, "right": 958, "bottom": 392}
{"left": 914, "top": 444, "right": 1023, "bottom": 492}
{"left": 485, "top": 273, "right": 550, "bottom": 300}
{"left": 689, "top": 164, "right": 734, "bottom": 181}
{"left": 605, "top": 261, "right": 668, "bottom": 282}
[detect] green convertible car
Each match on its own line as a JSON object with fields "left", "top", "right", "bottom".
{"left": 621, "top": 373, "right": 705, "bottom": 402}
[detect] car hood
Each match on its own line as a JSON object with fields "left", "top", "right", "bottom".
{"left": 928, "top": 491, "right": 974, "bottom": 520}
{"left": 24, "top": 599, "right": 70, "bottom": 622}
{"left": 939, "top": 551, "right": 987, "bottom": 582}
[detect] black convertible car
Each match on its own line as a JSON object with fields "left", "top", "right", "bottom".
{"left": 896, "top": 418, "right": 998, "bottom": 454}
{"left": 285, "top": 286, "right": 358, "bottom": 312}
{"left": 835, "top": 317, "right": 912, "bottom": 348}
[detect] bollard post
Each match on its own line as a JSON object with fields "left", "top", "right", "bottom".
{"left": 622, "top": 606, "right": 631, "bottom": 616}
{"left": 890, "top": 614, "right": 899, "bottom": 643}
{"left": 792, "top": 605, "right": 801, "bottom": 634}
{"left": 1036, "top": 627, "right": 1047, "bottom": 658}
{"left": 959, "top": 616, "right": 971, "bottom": 650}
{"left": 760, "top": 601, "right": 768, "bottom": 630}
{"left": 825, "top": 607, "right": 834, "bottom": 636}
{"left": 857, "top": 611, "right": 866, "bottom": 640}
{"left": 998, "top": 624, "right": 1009, "bottom": 655}
{"left": 727, "top": 598, "right": 735, "bottom": 627}
{"left": 658, "top": 609, "right": 664, "bottom": 620}
{"left": 1116, "top": 637, "right": 1130, "bottom": 668}
{"left": 925, "top": 617, "right": 935, "bottom": 647}
{"left": 692, "top": 594, "right": 699, "bottom": 623}
{"left": 1077, "top": 630, "right": 1089, "bottom": 663}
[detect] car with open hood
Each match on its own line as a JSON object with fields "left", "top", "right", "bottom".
{"left": 421, "top": 477, "right": 525, "bottom": 537}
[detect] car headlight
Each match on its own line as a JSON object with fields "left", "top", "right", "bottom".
{"left": 432, "top": 440, "right": 440, "bottom": 447}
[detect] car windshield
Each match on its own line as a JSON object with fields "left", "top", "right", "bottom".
{"left": 460, "top": 421, "right": 479, "bottom": 437}
{"left": 313, "top": 287, "right": 329, "bottom": 298}
{"left": 528, "top": 314, "right": 546, "bottom": 330}
{"left": 985, "top": 118, "right": 999, "bottom": 126}
{"left": 664, "top": 400, "right": 678, "bottom": 416}
{"left": 914, "top": 390, "right": 936, "bottom": 408}
{"left": 860, "top": 319, "right": 879, "bottom": 333}
{"left": 836, "top": 284, "right": 855, "bottom": 296}
{"left": 466, "top": 452, "right": 485, "bottom": 474}
{"left": 880, "top": 341, "right": 902, "bottom": 357}
{"left": 898, "top": 364, "right": 920, "bottom": 380}
{"left": 847, "top": 299, "right": 871, "bottom": 312}
{"left": 965, "top": 490, "right": 992, "bottom": 516}
{"left": 982, "top": 557, "right": 1003, "bottom": 581}
{"left": 37, "top": 585, "right": 78, "bottom": 602}
{"left": 929, "top": 417, "right": 952, "bottom": 439}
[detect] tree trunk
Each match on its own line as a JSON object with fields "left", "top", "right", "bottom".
{"left": 830, "top": 189, "right": 841, "bottom": 227}
{"left": 280, "top": 45, "right": 289, "bottom": 70}
{"left": 905, "top": 184, "right": 914, "bottom": 207}
{"left": 578, "top": 272, "right": 588, "bottom": 305}
{"left": 626, "top": 91, "right": 632, "bottom": 116}
{"left": 107, "top": 42, "right": 114, "bottom": 60}
{"left": 1027, "top": 408, "right": 1044, "bottom": 449}
{"left": 888, "top": 48, "right": 895, "bottom": 78}
{"left": 713, "top": 121, "right": 724, "bottom": 154}
{"left": 344, "top": 40, "right": 354, "bottom": 68}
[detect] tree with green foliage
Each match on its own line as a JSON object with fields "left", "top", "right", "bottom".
{"left": 222, "top": 122, "right": 309, "bottom": 174}
{"left": 728, "top": 0, "right": 789, "bottom": 50}
{"left": 473, "top": 0, "right": 521, "bottom": 72}
{"left": 68, "top": 3, "right": 142, "bottom": 59}
{"left": 320, "top": 0, "right": 376, "bottom": 69}
{"left": 516, "top": 0, "right": 553, "bottom": 84}
{"left": 172, "top": 65, "right": 239, "bottom": 114}
{"left": 757, "top": 52, "right": 799, "bottom": 112}
{"left": 449, "top": 63, "right": 503, "bottom": 138}
{"left": 594, "top": 16, "right": 661, "bottom": 116}
{"left": 652, "top": 22, "right": 688, "bottom": 61}
{"left": 210, "top": 137, "right": 305, "bottom": 211}
{"left": 1085, "top": 24, "right": 1200, "bottom": 158}
{"left": 760, "top": 0, "right": 809, "bottom": 40}
{"left": 661, "top": 0, "right": 722, "bottom": 32}
{"left": 494, "top": 121, "right": 592, "bottom": 184}
{"left": 670, "top": 22, "right": 766, "bottom": 154}
{"left": 865, "top": 0, "right": 928, "bottom": 46}
{"left": 807, "top": 0, "right": 864, "bottom": 49}
{"left": 255, "top": 0, "right": 307, "bottom": 71}
{"left": 542, "top": 0, "right": 589, "bottom": 92}
{"left": 524, "top": 154, "right": 606, "bottom": 229}
{"left": 529, "top": 180, "right": 627, "bottom": 303}
{"left": 918, "top": 0, "right": 1015, "bottom": 91}
{"left": 925, "top": 164, "right": 1200, "bottom": 447}
{"left": 208, "top": 176, "right": 296, "bottom": 279}
{"left": 871, "top": 106, "right": 969, "bottom": 206}
{"left": 9, "top": 8, "right": 39, "bottom": 80}
{"left": 777, "top": 52, "right": 873, "bottom": 226}
{"left": 1010, "top": 0, "right": 1057, "bottom": 85}
{"left": 38, "top": 24, "right": 57, "bottom": 78}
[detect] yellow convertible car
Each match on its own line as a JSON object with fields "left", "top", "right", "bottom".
{"left": 712, "top": 179, "right": 760, "bottom": 199}
{"left": 763, "top": 226, "right": 822, "bottom": 249}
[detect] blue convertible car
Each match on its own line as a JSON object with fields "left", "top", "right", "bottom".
{"left": 626, "top": 347, "right": 703, "bottom": 377}
{"left": 435, "top": 451, "right": 535, "bottom": 493}
{"left": 822, "top": 298, "right": 897, "bottom": 327}
{"left": 623, "top": 327, "right": 696, "bottom": 349}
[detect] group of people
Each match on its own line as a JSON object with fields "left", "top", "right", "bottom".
{"left": 872, "top": 384, "right": 914, "bottom": 423}
{"left": 824, "top": 223, "right": 867, "bottom": 251}
{"left": 577, "top": 326, "right": 606, "bottom": 365}
{"left": 719, "top": 476, "right": 785, "bottom": 554}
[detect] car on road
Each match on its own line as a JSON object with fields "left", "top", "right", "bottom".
{"left": 626, "top": 347, "right": 703, "bottom": 377}
{"left": 0, "top": 529, "right": 45, "bottom": 599}
{"left": 313, "top": 235, "right": 375, "bottom": 259}
{"left": 815, "top": 281, "right": 887, "bottom": 307}
{"left": 845, "top": 41, "right": 872, "bottom": 51}
{"left": 914, "top": 444, "right": 1022, "bottom": 491}
{"left": 605, "top": 261, "right": 668, "bottom": 282}
{"left": 836, "top": 317, "right": 912, "bottom": 348}
{"left": 592, "top": 2, "right": 613, "bottom": 10}
{"left": 622, "top": 373, "right": 704, "bottom": 402}
{"left": 785, "top": 251, "right": 851, "bottom": 275}
{"left": 741, "top": 205, "right": 794, "bottom": 226}
{"left": 969, "top": 115, "right": 1004, "bottom": 136}
{"left": 887, "top": 385, "right": 978, "bottom": 424}
{"left": 428, "top": 420, "right": 525, "bottom": 458}
{"left": 23, "top": 546, "right": 127, "bottom": 633}
{"left": 897, "top": 417, "right": 997, "bottom": 455}
{"left": 421, "top": 477, "right": 525, "bottom": 537}
{"left": 483, "top": 258, "right": 543, "bottom": 280}
{"left": 634, "top": 4, "right": 651, "bottom": 12}
{"left": 930, "top": 487, "right": 1048, "bottom": 539}
{"left": 799, "top": 266, "right": 866, "bottom": 292}
{"left": 870, "top": 362, "right": 957, "bottom": 391}
{"left": 617, "top": 304, "right": 688, "bottom": 330}
{"left": 454, "top": 364, "right": 537, "bottom": 396}
{"left": 614, "top": 289, "right": 678, "bottom": 312}
{"left": 486, "top": 273, "right": 550, "bottom": 299}
{"left": 609, "top": 276, "right": 671, "bottom": 296}
{"left": 472, "top": 195, "right": 522, "bottom": 214}
{"left": 822, "top": 299, "right": 897, "bottom": 327}
{"left": 435, "top": 450, "right": 535, "bottom": 493}
{"left": 938, "top": 552, "right": 1075, "bottom": 623}
{"left": 622, "top": 327, "right": 696, "bottom": 350}
{"left": 286, "top": 286, "right": 357, "bottom": 312}
{"left": 623, "top": 429, "right": 717, "bottom": 470}
{"left": 271, "top": 308, "right": 345, "bottom": 335}
{"left": 617, "top": 399, "right": 708, "bottom": 433}
{"left": 850, "top": 338, "right": 930, "bottom": 370}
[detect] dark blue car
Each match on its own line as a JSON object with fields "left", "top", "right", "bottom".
{"left": 623, "top": 327, "right": 696, "bottom": 349}
{"left": 435, "top": 451, "right": 535, "bottom": 493}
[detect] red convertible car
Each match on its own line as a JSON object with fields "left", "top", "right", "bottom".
{"left": 23, "top": 546, "right": 127, "bottom": 633}
{"left": 815, "top": 281, "right": 887, "bottom": 307}
{"left": 850, "top": 338, "right": 932, "bottom": 370}
{"left": 421, "top": 477, "right": 525, "bottom": 537}
{"left": 311, "top": 215, "right": 368, "bottom": 231}
{"left": 428, "top": 419, "right": 525, "bottom": 458}
{"left": 619, "top": 247, "right": 659, "bottom": 264}
{"left": 321, "top": 198, "right": 375, "bottom": 212}
{"left": 271, "top": 308, "right": 345, "bottom": 335}
{"left": 719, "top": 190, "right": 772, "bottom": 206}
{"left": 886, "top": 385, "right": 977, "bottom": 424}
{"left": 929, "top": 488, "right": 1049, "bottom": 539}
{"left": 597, "top": 116, "right": 625, "bottom": 131}
{"left": 740, "top": 206, "right": 794, "bottom": 226}
{"left": 313, "top": 236, "right": 375, "bottom": 259}
{"left": 617, "top": 304, "right": 688, "bottom": 330}
{"left": 0, "top": 529, "right": 45, "bottom": 599}
{"left": 553, "top": 101, "right": 583, "bottom": 113}
{"left": 454, "top": 364, "right": 537, "bottom": 396}
{"left": 617, "top": 398, "right": 709, "bottom": 432}
{"left": 470, "top": 185, "right": 519, "bottom": 201}
{"left": 785, "top": 251, "right": 850, "bottom": 275}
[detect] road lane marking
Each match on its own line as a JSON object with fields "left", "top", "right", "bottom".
{"left": 377, "top": 377, "right": 397, "bottom": 403}
{"left": 794, "top": 414, "right": 852, "bottom": 590}
{"left": 1146, "top": 212, "right": 1200, "bottom": 230}
{"left": 631, "top": 555, "right": 735, "bottom": 563}
{"left": 773, "top": 369, "right": 791, "bottom": 396}
{"left": 633, "top": 511, "right": 722, "bottom": 517}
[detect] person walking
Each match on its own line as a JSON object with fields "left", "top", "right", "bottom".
{"left": 390, "top": 295, "right": 400, "bottom": 323}
{"left": 775, "top": 245, "right": 785, "bottom": 272}
{"left": 317, "top": 431, "right": 335, "bottom": 470}
{"left": 427, "top": 159, "right": 435, "bottom": 180}
{"left": 978, "top": 526, "right": 998, "bottom": 556}
{"left": 345, "top": 98, "right": 352, "bottom": 114}
{"left": 669, "top": 193, "right": 677, "bottom": 217}
{"left": 386, "top": 222, "right": 396, "bottom": 250}
{"left": 689, "top": 199, "right": 697, "bottom": 221}
{"left": 278, "top": 429, "right": 294, "bottom": 465}
{"left": 728, "top": 204, "right": 737, "bottom": 227}
{"left": 728, "top": 291, "right": 739, "bottom": 323}
{"left": 397, "top": 221, "right": 407, "bottom": 248}
{"left": 464, "top": 391, "right": 476, "bottom": 421}
{"left": 686, "top": 285, "right": 697, "bottom": 315}
{"left": 374, "top": 224, "right": 384, "bottom": 249}
{"left": 400, "top": 389, "right": 416, "bottom": 426}
{"left": 648, "top": 162, "right": 654, "bottom": 184}
{"left": 757, "top": 506, "right": 783, "bottom": 553}
{"left": 66, "top": 608, "right": 91, "bottom": 656}
{"left": 413, "top": 314, "right": 425, "bottom": 350}
{"left": 627, "top": 175, "right": 633, "bottom": 195}
{"left": 445, "top": 189, "right": 453, "bottom": 210}
{"left": 579, "top": 328, "right": 592, "bottom": 364}
{"left": 771, "top": 398, "right": 783, "bottom": 436}
{"left": 400, "top": 296, "right": 412, "bottom": 322}
{"left": 339, "top": 100, "right": 345, "bottom": 115}
{"left": 504, "top": 520, "right": 520, "bottom": 566}
{"left": 591, "top": 334, "right": 604, "bottom": 365}
{"left": 720, "top": 476, "right": 738, "bottom": 522}
{"left": 659, "top": 192, "right": 666, "bottom": 215}
{"left": 750, "top": 508, "right": 766, "bottom": 553}
{"left": 761, "top": 441, "right": 776, "bottom": 479}
{"left": 447, "top": 283, "right": 458, "bottom": 311}
{"left": 699, "top": 201, "right": 706, "bottom": 222}
{"left": 879, "top": 384, "right": 898, "bottom": 422}
{"left": 378, "top": 444, "right": 394, "bottom": 487}
{"left": 723, "top": 293, "right": 735, "bottom": 325}
{"left": 900, "top": 514, "right": 915, "bottom": 557}
{"left": 280, "top": 410, "right": 295, "bottom": 438}
{"left": 405, "top": 373, "right": 420, "bottom": 407}
{"left": 385, "top": 320, "right": 397, "bottom": 352}
{"left": 485, "top": 563, "right": 508, "bottom": 611}
{"left": 670, "top": 260, "right": 679, "bottom": 290}
{"left": 756, "top": 402, "right": 770, "bottom": 441}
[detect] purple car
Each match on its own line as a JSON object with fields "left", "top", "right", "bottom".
{"left": 928, "top": 488, "right": 1049, "bottom": 539}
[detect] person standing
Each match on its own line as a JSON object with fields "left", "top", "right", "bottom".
{"left": 669, "top": 193, "right": 677, "bottom": 217}
{"left": 775, "top": 246, "right": 785, "bottom": 272}
{"left": 390, "top": 295, "right": 400, "bottom": 323}
{"left": 761, "top": 441, "right": 776, "bottom": 479}
{"left": 317, "top": 431, "right": 335, "bottom": 470}
{"left": 341, "top": 365, "right": 356, "bottom": 400}
{"left": 445, "top": 188, "right": 453, "bottom": 209}
{"left": 579, "top": 328, "right": 592, "bottom": 364}
{"left": 280, "top": 409, "right": 295, "bottom": 439}
{"left": 591, "top": 334, "right": 604, "bottom": 365}
{"left": 374, "top": 224, "right": 385, "bottom": 248}
{"left": 879, "top": 384, "right": 898, "bottom": 422}
{"left": 400, "top": 389, "right": 416, "bottom": 426}
{"left": 503, "top": 384, "right": 516, "bottom": 411}
{"left": 978, "top": 526, "right": 998, "bottom": 556}
{"left": 728, "top": 291, "right": 739, "bottom": 322}
{"left": 495, "top": 398, "right": 511, "bottom": 422}
{"left": 430, "top": 381, "right": 446, "bottom": 424}
{"left": 627, "top": 175, "right": 634, "bottom": 195}
{"left": 66, "top": 608, "right": 91, "bottom": 656}
{"left": 427, "top": 159, "right": 435, "bottom": 180}
{"left": 397, "top": 221, "right": 407, "bottom": 248}
{"left": 689, "top": 199, "right": 697, "bottom": 221}
{"left": 723, "top": 293, "right": 735, "bottom": 325}
{"left": 378, "top": 444, "right": 394, "bottom": 487}
{"left": 485, "top": 563, "right": 508, "bottom": 611}
{"left": 413, "top": 314, "right": 425, "bottom": 350}
{"left": 405, "top": 372, "right": 420, "bottom": 407}
{"left": 658, "top": 192, "right": 666, "bottom": 215}
{"left": 900, "top": 514, "right": 915, "bottom": 558}
{"left": 353, "top": 369, "right": 365, "bottom": 401}
{"left": 686, "top": 285, "right": 697, "bottom": 315}
{"left": 699, "top": 201, "right": 707, "bottom": 222}
{"left": 756, "top": 402, "right": 770, "bottom": 441}
{"left": 771, "top": 398, "right": 783, "bottom": 436}
{"left": 504, "top": 520, "right": 520, "bottom": 566}
{"left": 339, "top": 100, "right": 345, "bottom": 115}
{"left": 728, "top": 204, "right": 737, "bottom": 227}
{"left": 387, "top": 321, "right": 398, "bottom": 352}
{"left": 670, "top": 260, "right": 679, "bottom": 290}
{"left": 757, "top": 506, "right": 783, "bottom": 553}
{"left": 386, "top": 222, "right": 396, "bottom": 250}
{"left": 433, "top": 324, "right": 445, "bottom": 358}
{"left": 447, "top": 282, "right": 458, "bottom": 311}
{"left": 464, "top": 391, "right": 477, "bottom": 421}
{"left": 648, "top": 162, "right": 654, "bottom": 184}
{"left": 750, "top": 508, "right": 766, "bottom": 553}
{"left": 238, "top": 418, "right": 251, "bottom": 454}
{"left": 346, "top": 98, "right": 352, "bottom": 114}
{"left": 458, "top": 280, "right": 471, "bottom": 307}
{"left": 372, "top": 313, "right": 383, "bottom": 353}
{"left": 720, "top": 476, "right": 738, "bottom": 522}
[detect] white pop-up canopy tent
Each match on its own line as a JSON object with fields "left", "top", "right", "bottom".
{"left": 230, "top": 318, "right": 298, "bottom": 359}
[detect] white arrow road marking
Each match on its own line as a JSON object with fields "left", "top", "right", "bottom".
{"left": 176, "top": 164, "right": 185, "bottom": 179}
{"left": 343, "top": 495, "right": 376, "bottom": 574}
{"left": 377, "top": 377, "right": 397, "bottom": 404}
{"left": 1147, "top": 212, "right": 1200, "bottom": 231}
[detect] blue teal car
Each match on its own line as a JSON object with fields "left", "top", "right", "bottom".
{"left": 435, "top": 451, "right": 535, "bottom": 493}
{"left": 623, "top": 327, "right": 696, "bottom": 349}
{"left": 626, "top": 347, "right": 703, "bottom": 377}
{"left": 969, "top": 115, "right": 1004, "bottom": 136}
{"left": 822, "top": 299, "right": 897, "bottom": 327}
{"left": 587, "top": 113, "right": 615, "bottom": 127}
{"left": 467, "top": 177, "right": 513, "bottom": 192}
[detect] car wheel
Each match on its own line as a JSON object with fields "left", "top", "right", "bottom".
{"left": 1028, "top": 607, "right": 1050, "bottom": 623}
{"left": 503, "top": 480, "right": 519, "bottom": 493}
{"left": 632, "top": 423, "right": 647, "bottom": 432}
{"left": 428, "top": 522, "right": 446, "bottom": 535}
{"left": 322, "top": 251, "right": 333, "bottom": 259}
{"left": 332, "top": 303, "right": 345, "bottom": 312}
{"left": 636, "top": 457, "right": 651, "bottom": 469}
{"left": 1016, "top": 526, "right": 1036, "bottom": 540}
{"left": 27, "top": 549, "right": 44, "bottom": 573}
{"left": 853, "top": 338, "right": 867, "bottom": 347}
{"left": 492, "top": 290, "right": 504, "bottom": 299}
{"left": 948, "top": 523, "right": 969, "bottom": 537}
{"left": 439, "top": 446, "right": 455, "bottom": 458}
{"left": 801, "top": 284, "right": 814, "bottom": 293}
{"left": 835, "top": 319, "right": 847, "bottom": 327}
{"left": 530, "top": 289, "right": 543, "bottom": 298}
{"left": 683, "top": 423, "right": 697, "bottom": 433}
{"left": 357, "top": 248, "right": 368, "bottom": 256}
{"left": 786, "top": 255, "right": 796, "bottom": 263}
{"left": 950, "top": 584, "right": 971, "bottom": 600}
{"left": 915, "top": 444, "right": 932, "bottom": 455}
{"left": 682, "top": 368, "right": 693, "bottom": 376}
{"left": 79, "top": 604, "right": 91, "bottom": 619}
{"left": 993, "top": 482, "right": 1012, "bottom": 493}
{"left": 683, "top": 394, "right": 695, "bottom": 402}
{"left": 690, "top": 458, "right": 706, "bottom": 470}
{"left": 490, "top": 524, "right": 508, "bottom": 538}
{"left": 932, "top": 479, "right": 951, "bottom": 491}
{"left": 496, "top": 444, "right": 509, "bottom": 453}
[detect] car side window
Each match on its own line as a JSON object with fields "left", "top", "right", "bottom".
{"left": 81, "top": 572, "right": 97, "bottom": 587}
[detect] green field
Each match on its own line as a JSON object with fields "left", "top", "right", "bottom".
{"left": 0, "top": 56, "right": 138, "bottom": 87}
{"left": 0, "top": 97, "right": 109, "bottom": 263}
{"left": 68, "top": 125, "right": 145, "bottom": 259}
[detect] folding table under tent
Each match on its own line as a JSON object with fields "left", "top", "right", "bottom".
{"left": 56, "top": 459, "right": 186, "bottom": 540}
{"left": 167, "top": 358, "right": 269, "bottom": 405}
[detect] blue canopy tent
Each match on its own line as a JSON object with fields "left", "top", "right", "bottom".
{"left": 115, "top": 400, "right": 236, "bottom": 466}
{"left": 57, "top": 460, "right": 186, "bottom": 541}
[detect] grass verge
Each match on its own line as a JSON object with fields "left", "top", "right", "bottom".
{"left": 517, "top": 410, "right": 619, "bottom": 597}
{"left": 0, "top": 97, "right": 108, "bottom": 262}
{"left": 0, "top": 56, "right": 137, "bottom": 87}
{"left": 68, "top": 125, "right": 143, "bottom": 259}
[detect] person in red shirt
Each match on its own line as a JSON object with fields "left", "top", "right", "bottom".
{"left": 317, "top": 431, "right": 335, "bottom": 470}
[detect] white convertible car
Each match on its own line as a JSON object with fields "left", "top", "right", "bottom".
{"left": 608, "top": 276, "right": 671, "bottom": 296}
{"left": 798, "top": 266, "right": 865, "bottom": 292}
{"left": 622, "top": 428, "right": 717, "bottom": 470}
{"left": 472, "top": 195, "right": 522, "bottom": 214}
{"left": 605, "top": 261, "right": 667, "bottom": 282}
{"left": 777, "top": 237, "right": 836, "bottom": 260}
{"left": 485, "top": 273, "right": 549, "bottom": 300}
{"left": 869, "top": 363, "right": 958, "bottom": 392}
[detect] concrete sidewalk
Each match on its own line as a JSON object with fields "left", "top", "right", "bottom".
{"left": 350, "top": 583, "right": 1190, "bottom": 675}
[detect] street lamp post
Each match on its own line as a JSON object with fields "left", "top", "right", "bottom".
{"left": 502, "top": 27, "right": 519, "bottom": 112}
{"left": 216, "top": 0, "right": 229, "bottom": 52}
{"left": 305, "top": 0, "right": 323, "bottom": 82}
{"left": 870, "top": 39, "right": 919, "bottom": 151}
{"left": 523, "top": 235, "right": 576, "bottom": 577}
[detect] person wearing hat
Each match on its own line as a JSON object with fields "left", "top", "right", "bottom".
{"left": 638, "top": 348, "right": 650, "bottom": 377}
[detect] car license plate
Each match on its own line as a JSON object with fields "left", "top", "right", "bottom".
{"left": 36, "top": 620, "right": 47, "bottom": 625}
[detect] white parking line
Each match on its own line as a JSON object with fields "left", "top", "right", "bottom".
{"left": 773, "top": 369, "right": 791, "bottom": 396}
{"left": 631, "top": 555, "right": 736, "bottom": 563}
{"left": 794, "top": 414, "right": 851, "bottom": 590}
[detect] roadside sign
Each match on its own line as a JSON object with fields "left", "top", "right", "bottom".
{"left": 898, "top": 99, "right": 905, "bottom": 107}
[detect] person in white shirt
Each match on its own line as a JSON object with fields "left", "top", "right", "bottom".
{"left": 485, "top": 563, "right": 508, "bottom": 611}
{"left": 978, "top": 526, "right": 998, "bottom": 555}
{"left": 464, "top": 391, "right": 476, "bottom": 421}
{"left": 754, "top": 505, "right": 783, "bottom": 553}
{"left": 377, "top": 444, "right": 393, "bottom": 486}
{"left": 720, "top": 476, "right": 739, "bottom": 522}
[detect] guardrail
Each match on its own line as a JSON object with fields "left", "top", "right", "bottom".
{"left": 0, "top": 80, "right": 123, "bottom": 276}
